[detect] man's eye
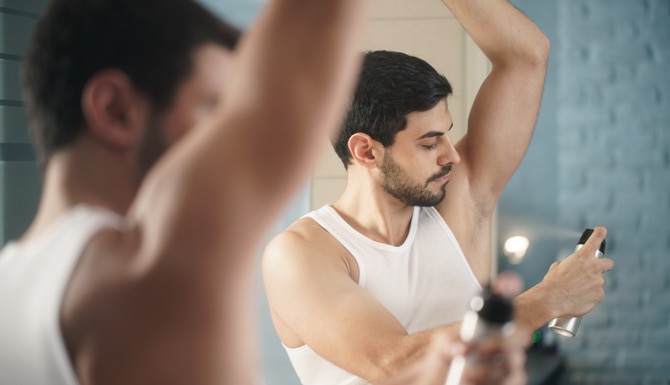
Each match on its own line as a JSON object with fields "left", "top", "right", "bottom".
{"left": 422, "top": 143, "right": 438, "bottom": 150}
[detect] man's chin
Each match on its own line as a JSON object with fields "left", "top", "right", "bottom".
{"left": 412, "top": 192, "right": 447, "bottom": 207}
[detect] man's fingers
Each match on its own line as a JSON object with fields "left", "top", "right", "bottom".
{"left": 463, "top": 360, "right": 509, "bottom": 385}
{"left": 429, "top": 330, "right": 465, "bottom": 362}
{"left": 599, "top": 257, "right": 615, "bottom": 273}
{"left": 580, "top": 226, "right": 607, "bottom": 256}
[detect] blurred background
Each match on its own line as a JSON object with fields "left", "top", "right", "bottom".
{"left": 1, "top": 0, "right": 668, "bottom": 384}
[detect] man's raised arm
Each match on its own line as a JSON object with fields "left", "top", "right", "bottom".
{"left": 441, "top": 0, "right": 549, "bottom": 211}
{"left": 439, "top": 0, "right": 613, "bottom": 337}
{"left": 120, "top": 1, "right": 368, "bottom": 384}
{"left": 135, "top": 0, "right": 369, "bottom": 233}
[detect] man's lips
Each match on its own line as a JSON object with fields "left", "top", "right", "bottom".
{"left": 428, "top": 165, "right": 453, "bottom": 183}
{"left": 432, "top": 173, "right": 450, "bottom": 183}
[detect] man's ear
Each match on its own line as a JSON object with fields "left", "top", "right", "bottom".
{"left": 348, "top": 133, "right": 382, "bottom": 169}
{"left": 81, "top": 69, "right": 148, "bottom": 149}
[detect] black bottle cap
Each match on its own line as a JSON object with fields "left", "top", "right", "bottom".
{"left": 578, "top": 228, "right": 606, "bottom": 254}
{"left": 476, "top": 287, "right": 514, "bottom": 325}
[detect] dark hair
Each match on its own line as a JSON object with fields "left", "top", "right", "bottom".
{"left": 334, "top": 50, "right": 453, "bottom": 169}
{"left": 22, "top": 0, "right": 241, "bottom": 165}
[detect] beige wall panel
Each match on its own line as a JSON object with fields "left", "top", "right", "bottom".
{"left": 311, "top": 178, "right": 347, "bottom": 210}
{"left": 363, "top": 18, "right": 465, "bottom": 97}
{"left": 368, "top": 0, "right": 455, "bottom": 20}
{"left": 447, "top": 96, "right": 465, "bottom": 142}
{"left": 464, "top": 34, "right": 490, "bottom": 118}
{"left": 314, "top": 139, "right": 347, "bottom": 179}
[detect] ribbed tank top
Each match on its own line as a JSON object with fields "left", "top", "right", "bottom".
{"left": 0, "top": 205, "right": 123, "bottom": 385}
{"left": 284, "top": 205, "right": 481, "bottom": 385}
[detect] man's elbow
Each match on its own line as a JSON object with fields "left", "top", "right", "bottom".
{"left": 495, "top": 34, "right": 550, "bottom": 72}
{"left": 525, "top": 33, "right": 550, "bottom": 69}
{"left": 364, "top": 351, "right": 415, "bottom": 384}
{"left": 533, "top": 34, "right": 551, "bottom": 66}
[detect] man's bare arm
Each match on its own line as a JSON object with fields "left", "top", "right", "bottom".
{"left": 135, "top": 0, "right": 369, "bottom": 247}
{"left": 443, "top": 0, "right": 550, "bottom": 210}
{"left": 513, "top": 226, "right": 614, "bottom": 333}
{"left": 265, "top": 230, "right": 530, "bottom": 383}
{"left": 435, "top": 1, "right": 614, "bottom": 336}
{"left": 435, "top": 0, "right": 550, "bottom": 284}
{"left": 263, "top": 224, "right": 462, "bottom": 383}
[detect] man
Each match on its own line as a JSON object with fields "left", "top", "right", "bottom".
{"left": 262, "top": 0, "right": 614, "bottom": 384}
{"left": 0, "top": 0, "right": 368, "bottom": 384}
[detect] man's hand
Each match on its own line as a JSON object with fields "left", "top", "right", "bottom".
{"left": 460, "top": 333, "right": 527, "bottom": 385}
{"left": 539, "top": 226, "right": 614, "bottom": 318}
{"left": 377, "top": 272, "right": 528, "bottom": 385}
{"left": 461, "top": 271, "right": 528, "bottom": 385}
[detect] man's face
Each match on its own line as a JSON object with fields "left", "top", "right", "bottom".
{"left": 137, "top": 44, "right": 234, "bottom": 176}
{"left": 379, "top": 99, "right": 460, "bottom": 207}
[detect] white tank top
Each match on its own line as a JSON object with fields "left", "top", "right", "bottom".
{"left": 0, "top": 205, "right": 123, "bottom": 385}
{"left": 284, "top": 205, "right": 481, "bottom": 385}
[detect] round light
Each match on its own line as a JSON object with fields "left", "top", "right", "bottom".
{"left": 503, "top": 235, "right": 530, "bottom": 264}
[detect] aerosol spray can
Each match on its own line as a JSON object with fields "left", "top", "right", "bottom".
{"left": 445, "top": 286, "right": 514, "bottom": 385}
{"left": 548, "top": 228, "right": 606, "bottom": 337}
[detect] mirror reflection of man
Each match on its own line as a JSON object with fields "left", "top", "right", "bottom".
{"left": 263, "top": 0, "right": 614, "bottom": 384}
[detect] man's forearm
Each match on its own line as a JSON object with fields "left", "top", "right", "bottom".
{"left": 370, "top": 322, "right": 461, "bottom": 382}
{"left": 441, "top": 0, "right": 549, "bottom": 66}
{"left": 354, "top": 323, "right": 462, "bottom": 383}
{"left": 512, "top": 283, "right": 559, "bottom": 334}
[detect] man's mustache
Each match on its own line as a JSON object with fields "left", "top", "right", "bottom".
{"left": 427, "top": 164, "right": 453, "bottom": 183}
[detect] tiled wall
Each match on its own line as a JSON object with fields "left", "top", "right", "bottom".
{"left": 554, "top": 1, "right": 670, "bottom": 383}
{"left": 501, "top": 0, "right": 670, "bottom": 383}
{"left": 0, "top": 0, "right": 45, "bottom": 245}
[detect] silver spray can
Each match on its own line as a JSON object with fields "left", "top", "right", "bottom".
{"left": 548, "top": 228, "right": 606, "bottom": 337}
{"left": 445, "top": 286, "right": 514, "bottom": 385}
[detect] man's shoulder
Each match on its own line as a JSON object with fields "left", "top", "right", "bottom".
{"left": 61, "top": 227, "right": 134, "bottom": 322}
{"left": 263, "top": 214, "right": 351, "bottom": 273}
{"left": 267, "top": 216, "right": 333, "bottom": 256}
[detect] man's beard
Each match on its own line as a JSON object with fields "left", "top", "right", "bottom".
{"left": 380, "top": 151, "right": 450, "bottom": 207}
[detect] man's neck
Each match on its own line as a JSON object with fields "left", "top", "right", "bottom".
{"left": 21, "top": 141, "right": 137, "bottom": 243}
{"left": 333, "top": 172, "right": 415, "bottom": 246}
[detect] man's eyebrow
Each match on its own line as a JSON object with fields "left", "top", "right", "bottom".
{"left": 417, "top": 123, "right": 453, "bottom": 140}
{"left": 418, "top": 131, "right": 445, "bottom": 140}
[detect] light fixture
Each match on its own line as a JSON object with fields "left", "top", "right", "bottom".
{"left": 503, "top": 235, "right": 530, "bottom": 264}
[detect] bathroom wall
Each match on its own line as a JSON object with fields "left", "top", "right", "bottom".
{"left": 0, "top": 0, "right": 44, "bottom": 245}
{"left": 501, "top": 0, "right": 670, "bottom": 383}
{"left": 555, "top": 1, "right": 670, "bottom": 383}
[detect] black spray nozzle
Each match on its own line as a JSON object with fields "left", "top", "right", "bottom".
{"left": 473, "top": 285, "right": 514, "bottom": 325}
{"left": 577, "top": 228, "right": 606, "bottom": 254}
